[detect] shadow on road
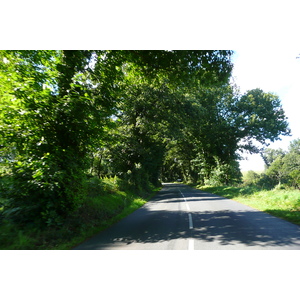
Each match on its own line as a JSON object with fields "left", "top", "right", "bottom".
{"left": 75, "top": 208, "right": 300, "bottom": 250}
{"left": 74, "top": 183, "right": 300, "bottom": 249}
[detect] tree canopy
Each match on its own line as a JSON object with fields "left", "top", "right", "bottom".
{"left": 0, "top": 50, "right": 290, "bottom": 227}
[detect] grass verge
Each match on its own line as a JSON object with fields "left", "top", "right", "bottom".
{"left": 197, "top": 185, "right": 300, "bottom": 226}
{"left": 0, "top": 177, "right": 160, "bottom": 250}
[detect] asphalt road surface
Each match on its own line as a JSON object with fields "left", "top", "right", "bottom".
{"left": 73, "top": 183, "right": 300, "bottom": 250}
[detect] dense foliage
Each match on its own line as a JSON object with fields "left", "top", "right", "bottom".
{"left": 0, "top": 50, "right": 290, "bottom": 228}
{"left": 244, "top": 138, "right": 300, "bottom": 189}
{"left": 161, "top": 86, "right": 290, "bottom": 185}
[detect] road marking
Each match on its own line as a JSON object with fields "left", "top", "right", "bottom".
{"left": 179, "top": 189, "right": 190, "bottom": 211}
{"left": 185, "top": 202, "right": 190, "bottom": 211}
{"left": 178, "top": 189, "right": 195, "bottom": 250}
{"left": 179, "top": 189, "right": 194, "bottom": 251}
{"left": 188, "top": 239, "right": 194, "bottom": 250}
{"left": 188, "top": 213, "right": 193, "bottom": 229}
{"left": 179, "top": 189, "right": 194, "bottom": 230}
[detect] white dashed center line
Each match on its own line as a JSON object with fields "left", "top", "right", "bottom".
{"left": 188, "top": 213, "right": 193, "bottom": 229}
{"left": 188, "top": 239, "right": 194, "bottom": 250}
{"left": 179, "top": 189, "right": 194, "bottom": 250}
{"left": 179, "top": 190, "right": 190, "bottom": 211}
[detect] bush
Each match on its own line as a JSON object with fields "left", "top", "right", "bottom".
{"left": 274, "top": 183, "right": 289, "bottom": 190}
{"left": 0, "top": 175, "right": 156, "bottom": 249}
{"left": 3, "top": 155, "right": 87, "bottom": 228}
{"left": 242, "top": 171, "right": 275, "bottom": 190}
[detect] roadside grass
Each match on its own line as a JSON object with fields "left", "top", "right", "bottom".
{"left": 0, "top": 176, "right": 160, "bottom": 250}
{"left": 197, "top": 185, "right": 300, "bottom": 226}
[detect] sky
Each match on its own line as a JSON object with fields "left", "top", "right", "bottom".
{"left": 231, "top": 49, "right": 300, "bottom": 172}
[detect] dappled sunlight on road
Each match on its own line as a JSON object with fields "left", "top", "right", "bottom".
{"left": 74, "top": 183, "right": 300, "bottom": 250}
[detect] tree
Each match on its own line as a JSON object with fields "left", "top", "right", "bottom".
{"left": 266, "top": 156, "right": 287, "bottom": 186}
{"left": 282, "top": 139, "right": 300, "bottom": 188}
{"left": 237, "top": 89, "right": 290, "bottom": 150}
{"left": 0, "top": 50, "right": 109, "bottom": 226}
{"left": 288, "top": 138, "right": 300, "bottom": 154}
{"left": 261, "top": 139, "right": 300, "bottom": 189}
{"left": 261, "top": 148, "right": 286, "bottom": 168}
{"left": 162, "top": 85, "right": 290, "bottom": 185}
{"left": 283, "top": 153, "right": 300, "bottom": 188}
{"left": 0, "top": 50, "right": 234, "bottom": 226}
{"left": 244, "top": 170, "right": 261, "bottom": 185}
{"left": 101, "top": 51, "right": 234, "bottom": 188}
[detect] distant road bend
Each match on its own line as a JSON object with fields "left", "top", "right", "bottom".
{"left": 74, "top": 183, "right": 300, "bottom": 250}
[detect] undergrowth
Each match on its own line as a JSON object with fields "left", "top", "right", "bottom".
{"left": 198, "top": 184, "right": 300, "bottom": 225}
{"left": 0, "top": 176, "right": 160, "bottom": 250}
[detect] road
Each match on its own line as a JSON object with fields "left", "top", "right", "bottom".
{"left": 73, "top": 183, "right": 300, "bottom": 250}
